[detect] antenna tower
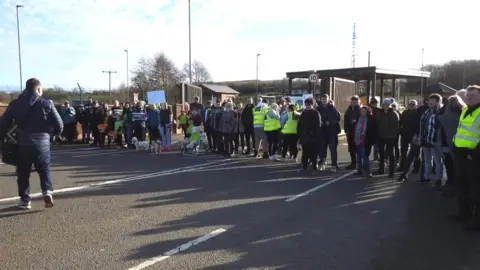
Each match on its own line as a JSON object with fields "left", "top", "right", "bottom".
{"left": 351, "top": 23, "right": 357, "bottom": 68}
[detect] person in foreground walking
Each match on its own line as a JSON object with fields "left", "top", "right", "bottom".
{"left": 0, "top": 78, "right": 63, "bottom": 209}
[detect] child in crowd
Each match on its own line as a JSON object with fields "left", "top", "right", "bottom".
{"left": 178, "top": 110, "right": 189, "bottom": 135}
{"left": 354, "top": 106, "right": 377, "bottom": 178}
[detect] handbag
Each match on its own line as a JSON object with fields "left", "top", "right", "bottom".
{"left": 1, "top": 98, "right": 39, "bottom": 166}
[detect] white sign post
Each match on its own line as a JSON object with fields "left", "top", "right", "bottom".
{"left": 309, "top": 73, "right": 318, "bottom": 98}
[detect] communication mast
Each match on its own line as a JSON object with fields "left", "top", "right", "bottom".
{"left": 351, "top": 23, "right": 357, "bottom": 68}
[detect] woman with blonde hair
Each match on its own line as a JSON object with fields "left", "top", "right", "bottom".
{"left": 437, "top": 95, "right": 466, "bottom": 196}
{"left": 159, "top": 102, "right": 173, "bottom": 150}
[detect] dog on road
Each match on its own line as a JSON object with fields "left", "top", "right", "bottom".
{"left": 132, "top": 137, "right": 150, "bottom": 151}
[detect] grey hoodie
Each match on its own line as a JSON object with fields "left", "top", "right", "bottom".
{"left": 437, "top": 108, "right": 461, "bottom": 152}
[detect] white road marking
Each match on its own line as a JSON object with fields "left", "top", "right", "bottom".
{"left": 0, "top": 159, "right": 237, "bottom": 203}
{"left": 72, "top": 150, "right": 130, "bottom": 157}
{"left": 127, "top": 228, "right": 227, "bottom": 270}
{"left": 285, "top": 170, "right": 356, "bottom": 202}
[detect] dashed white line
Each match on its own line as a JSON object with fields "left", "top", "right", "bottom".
{"left": 285, "top": 170, "right": 356, "bottom": 202}
{"left": 0, "top": 159, "right": 241, "bottom": 203}
{"left": 127, "top": 228, "right": 227, "bottom": 270}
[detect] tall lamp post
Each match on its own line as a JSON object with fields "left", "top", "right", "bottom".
{"left": 256, "top": 53, "right": 261, "bottom": 100}
{"left": 16, "top": 4, "right": 24, "bottom": 91}
{"left": 188, "top": 0, "right": 192, "bottom": 84}
{"left": 124, "top": 49, "right": 129, "bottom": 102}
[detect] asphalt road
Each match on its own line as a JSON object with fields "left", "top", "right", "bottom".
{"left": 1, "top": 143, "right": 479, "bottom": 270}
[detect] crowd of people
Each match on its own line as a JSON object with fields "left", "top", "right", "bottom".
{"left": 56, "top": 98, "right": 175, "bottom": 150}
{"left": 1, "top": 78, "right": 480, "bottom": 232}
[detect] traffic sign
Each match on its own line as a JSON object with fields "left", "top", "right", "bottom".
{"left": 309, "top": 73, "right": 318, "bottom": 83}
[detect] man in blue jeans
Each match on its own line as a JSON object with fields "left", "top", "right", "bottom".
{"left": 316, "top": 94, "right": 341, "bottom": 172}
{"left": 0, "top": 78, "right": 63, "bottom": 210}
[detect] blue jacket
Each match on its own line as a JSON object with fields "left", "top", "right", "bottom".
{"left": 61, "top": 107, "right": 76, "bottom": 124}
{"left": 146, "top": 110, "right": 160, "bottom": 128}
{"left": 0, "top": 91, "right": 63, "bottom": 147}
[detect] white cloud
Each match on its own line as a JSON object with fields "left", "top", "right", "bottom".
{"left": 0, "top": 0, "right": 478, "bottom": 90}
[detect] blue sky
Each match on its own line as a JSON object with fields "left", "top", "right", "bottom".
{"left": 0, "top": 0, "right": 478, "bottom": 91}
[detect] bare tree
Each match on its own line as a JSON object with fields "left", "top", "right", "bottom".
{"left": 182, "top": 60, "right": 212, "bottom": 83}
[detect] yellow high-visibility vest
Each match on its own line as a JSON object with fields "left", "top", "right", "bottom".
{"left": 453, "top": 106, "right": 480, "bottom": 149}
{"left": 253, "top": 106, "right": 266, "bottom": 126}
{"left": 281, "top": 111, "right": 299, "bottom": 134}
{"left": 264, "top": 113, "right": 281, "bottom": 131}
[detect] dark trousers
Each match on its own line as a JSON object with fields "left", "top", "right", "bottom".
{"left": 443, "top": 152, "right": 455, "bottom": 186}
{"left": 100, "top": 132, "right": 112, "bottom": 146}
{"left": 17, "top": 145, "right": 53, "bottom": 202}
{"left": 378, "top": 138, "right": 396, "bottom": 175}
{"left": 206, "top": 128, "right": 213, "bottom": 150}
{"left": 401, "top": 143, "right": 421, "bottom": 175}
{"left": 81, "top": 123, "right": 90, "bottom": 141}
{"left": 234, "top": 132, "right": 245, "bottom": 150}
{"left": 214, "top": 131, "right": 224, "bottom": 153}
{"left": 454, "top": 149, "right": 480, "bottom": 219}
{"left": 91, "top": 124, "right": 100, "bottom": 145}
{"left": 319, "top": 130, "right": 338, "bottom": 167}
{"left": 63, "top": 123, "right": 76, "bottom": 142}
{"left": 346, "top": 132, "right": 356, "bottom": 164}
{"left": 133, "top": 126, "right": 146, "bottom": 141}
{"left": 148, "top": 127, "right": 160, "bottom": 142}
{"left": 265, "top": 130, "right": 279, "bottom": 156}
{"left": 244, "top": 126, "right": 254, "bottom": 152}
{"left": 301, "top": 141, "right": 318, "bottom": 170}
{"left": 223, "top": 133, "right": 235, "bottom": 154}
{"left": 281, "top": 134, "right": 298, "bottom": 158}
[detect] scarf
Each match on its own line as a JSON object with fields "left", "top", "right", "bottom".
{"left": 355, "top": 116, "right": 368, "bottom": 146}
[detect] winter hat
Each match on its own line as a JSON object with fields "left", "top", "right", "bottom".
{"left": 382, "top": 98, "right": 392, "bottom": 106}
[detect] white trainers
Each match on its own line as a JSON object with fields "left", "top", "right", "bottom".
{"left": 270, "top": 155, "right": 280, "bottom": 161}
{"left": 330, "top": 166, "right": 337, "bottom": 173}
{"left": 18, "top": 200, "right": 31, "bottom": 210}
{"left": 43, "top": 193, "right": 54, "bottom": 208}
{"left": 318, "top": 164, "right": 326, "bottom": 171}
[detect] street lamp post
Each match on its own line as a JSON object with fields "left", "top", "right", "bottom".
{"left": 16, "top": 5, "right": 24, "bottom": 91}
{"left": 124, "top": 49, "right": 129, "bottom": 102}
{"left": 188, "top": 0, "right": 192, "bottom": 84}
{"left": 256, "top": 54, "right": 261, "bottom": 100}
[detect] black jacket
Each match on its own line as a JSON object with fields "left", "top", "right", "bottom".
{"left": 399, "top": 109, "right": 419, "bottom": 139}
{"left": 297, "top": 108, "right": 322, "bottom": 145}
{"left": 0, "top": 91, "right": 63, "bottom": 147}
{"left": 242, "top": 104, "right": 254, "bottom": 128}
{"left": 344, "top": 105, "right": 361, "bottom": 134}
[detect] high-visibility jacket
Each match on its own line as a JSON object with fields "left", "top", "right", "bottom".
{"left": 281, "top": 111, "right": 299, "bottom": 134}
{"left": 264, "top": 113, "right": 281, "bottom": 131}
{"left": 253, "top": 106, "right": 266, "bottom": 126}
{"left": 453, "top": 106, "right": 480, "bottom": 149}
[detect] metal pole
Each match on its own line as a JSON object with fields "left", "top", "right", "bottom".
{"left": 16, "top": 5, "right": 24, "bottom": 91}
{"left": 256, "top": 54, "right": 260, "bottom": 100}
{"left": 367, "top": 51, "right": 371, "bottom": 67}
{"left": 420, "top": 48, "right": 424, "bottom": 99}
{"left": 124, "top": 49, "right": 129, "bottom": 102}
{"left": 103, "top": 70, "right": 117, "bottom": 104}
{"left": 188, "top": 0, "right": 192, "bottom": 84}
